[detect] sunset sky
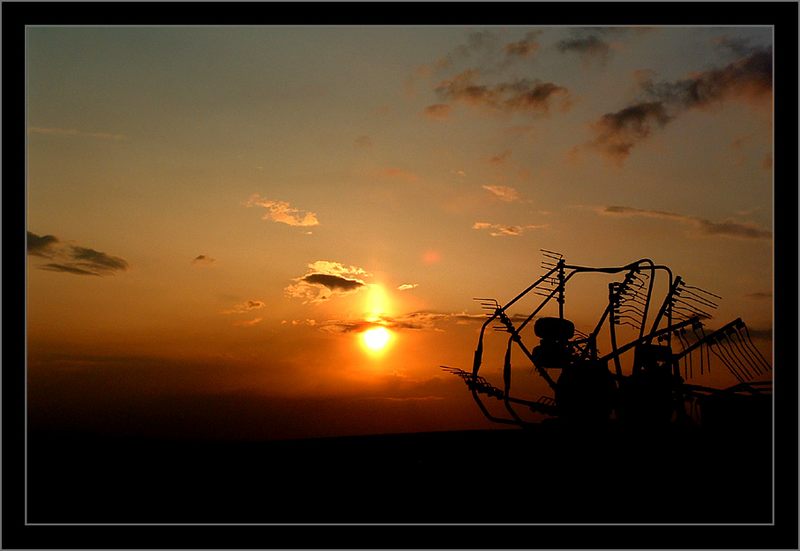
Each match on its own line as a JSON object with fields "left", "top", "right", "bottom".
{"left": 26, "top": 25, "right": 774, "bottom": 440}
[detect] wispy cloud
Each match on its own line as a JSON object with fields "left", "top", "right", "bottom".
{"left": 222, "top": 300, "right": 265, "bottom": 315}
{"left": 192, "top": 254, "right": 215, "bottom": 265}
{"left": 598, "top": 205, "right": 772, "bottom": 240}
{"left": 28, "top": 231, "right": 129, "bottom": 276}
{"left": 556, "top": 35, "right": 612, "bottom": 63}
{"left": 397, "top": 283, "right": 418, "bottom": 291}
{"left": 423, "top": 103, "right": 451, "bottom": 121}
{"left": 376, "top": 167, "right": 419, "bottom": 183}
{"left": 28, "top": 126, "right": 127, "bottom": 141}
{"left": 434, "top": 70, "right": 571, "bottom": 116}
{"left": 587, "top": 45, "right": 771, "bottom": 163}
{"left": 285, "top": 260, "right": 369, "bottom": 304}
{"left": 354, "top": 135, "right": 373, "bottom": 148}
{"left": 233, "top": 317, "right": 263, "bottom": 328}
{"left": 504, "top": 31, "right": 542, "bottom": 59}
{"left": 245, "top": 194, "right": 319, "bottom": 227}
{"left": 473, "top": 221, "right": 546, "bottom": 237}
{"left": 482, "top": 184, "right": 521, "bottom": 202}
{"left": 488, "top": 150, "right": 512, "bottom": 165}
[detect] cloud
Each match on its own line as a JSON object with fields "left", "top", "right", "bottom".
{"left": 588, "top": 102, "right": 673, "bottom": 164}
{"left": 354, "top": 135, "right": 373, "bottom": 148}
{"left": 598, "top": 205, "right": 772, "bottom": 240}
{"left": 397, "top": 283, "right": 418, "bottom": 291}
{"left": 285, "top": 260, "right": 369, "bottom": 303}
{"left": 28, "top": 232, "right": 129, "bottom": 276}
{"left": 482, "top": 184, "right": 520, "bottom": 202}
{"left": 376, "top": 167, "right": 419, "bottom": 182}
{"left": 423, "top": 103, "right": 451, "bottom": 121}
{"left": 434, "top": 70, "right": 571, "bottom": 116}
{"left": 504, "top": 31, "right": 542, "bottom": 59}
{"left": 588, "top": 46, "right": 772, "bottom": 163}
{"left": 556, "top": 35, "right": 611, "bottom": 62}
{"left": 222, "top": 300, "right": 266, "bottom": 315}
{"left": 71, "top": 246, "right": 129, "bottom": 272}
{"left": 39, "top": 263, "right": 102, "bottom": 276}
{"left": 27, "top": 231, "right": 59, "bottom": 257}
{"left": 192, "top": 254, "right": 215, "bottom": 265}
{"left": 28, "top": 126, "right": 127, "bottom": 141}
{"left": 488, "top": 150, "right": 512, "bottom": 165}
{"left": 473, "top": 221, "right": 546, "bottom": 237}
{"left": 245, "top": 194, "right": 319, "bottom": 227}
{"left": 316, "top": 311, "right": 490, "bottom": 334}
{"left": 233, "top": 317, "right": 263, "bottom": 328}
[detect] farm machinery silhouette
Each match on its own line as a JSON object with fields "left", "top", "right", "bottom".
{"left": 442, "top": 251, "right": 772, "bottom": 429}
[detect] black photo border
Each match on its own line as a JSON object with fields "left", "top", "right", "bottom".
{"left": 3, "top": 2, "right": 797, "bottom": 548}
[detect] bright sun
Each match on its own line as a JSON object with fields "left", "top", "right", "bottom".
{"left": 361, "top": 326, "right": 392, "bottom": 352}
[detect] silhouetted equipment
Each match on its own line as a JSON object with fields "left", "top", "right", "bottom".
{"left": 442, "top": 252, "right": 772, "bottom": 429}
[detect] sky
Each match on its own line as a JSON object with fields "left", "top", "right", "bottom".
{"left": 26, "top": 25, "right": 774, "bottom": 440}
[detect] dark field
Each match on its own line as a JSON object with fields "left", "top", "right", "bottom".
{"left": 27, "top": 423, "right": 772, "bottom": 525}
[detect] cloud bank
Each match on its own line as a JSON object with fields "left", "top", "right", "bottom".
{"left": 599, "top": 205, "right": 771, "bottom": 240}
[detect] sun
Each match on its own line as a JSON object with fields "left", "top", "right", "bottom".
{"left": 361, "top": 326, "right": 392, "bottom": 352}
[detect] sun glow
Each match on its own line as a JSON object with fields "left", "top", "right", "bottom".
{"left": 361, "top": 326, "right": 392, "bottom": 352}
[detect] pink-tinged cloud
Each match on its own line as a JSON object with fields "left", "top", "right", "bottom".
{"left": 473, "top": 221, "right": 547, "bottom": 237}
{"left": 377, "top": 167, "right": 419, "bottom": 182}
{"left": 233, "top": 317, "right": 263, "bottom": 327}
{"left": 482, "top": 184, "right": 520, "bottom": 202}
{"left": 422, "top": 250, "right": 441, "bottom": 264}
{"left": 599, "top": 205, "right": 772, "bottom": 240}
{"left": 245, "top": 194, "right": 319, "bottom": 227}
{"left": 423, "top": 103, "right": 451, "bottom": 121}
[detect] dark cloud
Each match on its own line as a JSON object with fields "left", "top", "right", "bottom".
{"left": 28, "top": 232, "right": 129, "bottom": 276}
{"left": 588, "top": 46, "right": 772, "bottom": 163}
{"left": 192, "top": 254, "right": 215, "bottom": 265}
{"left": 39, "top": 263, "right": 101, "bottom": 276}
{"left": 714, "top": 35, "right": 756, "bottom": 58}
{"left": 599, "top": 205, "right": 772, "bottom": 240}
{"left": 641, "top": 47, "right": 771, "bottom": 109}
{"left": 71, "top": 246, "right": 129, "bottom": 272}
{"left": 302, "top": 273, "right": 365, "bottom": 292}
{"left": 27, "top": 231, "right": 59, "bottom": 257}
{"left": 589, "top": 102, "right": 672, "bottom": 163}
{"left": 556, "top": 35, "right": 611, "bottom": 61}
{"left": 435, "top": 70, "right": 570, "bottom": 116}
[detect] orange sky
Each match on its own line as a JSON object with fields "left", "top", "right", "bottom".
{"left": 26, "top": 26, "right": 773, "bottom": 439}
